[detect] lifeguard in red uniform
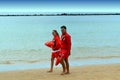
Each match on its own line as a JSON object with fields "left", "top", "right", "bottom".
{"left": 45, "top": 30, "right": 61, "bottom": 72}
{"left": 60, "top": 26, "right": 71, "bottom": 75}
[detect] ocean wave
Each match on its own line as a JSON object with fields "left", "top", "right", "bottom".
{"left": 74, "top": 56, "right": 120, "bottom": 60}
{"left": 0, "top": 59, "right": 49, "bottom": 64}
{"left": 0, "top": 46, "right": 120, "bottom": 64}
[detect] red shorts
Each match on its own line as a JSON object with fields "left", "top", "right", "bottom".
{"left": 51, "top": 51, "right": 60, "bottom": 58}
{"left": 60, "top": 49, "right": 69, "bottom": 59}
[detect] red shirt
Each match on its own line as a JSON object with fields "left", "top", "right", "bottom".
{"left": 52, "top": 35, "right": 61, "bottom": 50}
{"left": 61, "top": 32, "right": 71, "bottom": 53}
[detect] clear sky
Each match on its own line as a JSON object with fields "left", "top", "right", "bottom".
{"left": 0, "top": 0, "right": 120, "bottom": 13}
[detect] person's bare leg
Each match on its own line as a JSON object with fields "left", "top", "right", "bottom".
{"left": 48, "top": 58, "right": 54, "bottom": 72}
{"left": 60, "top": 58, "right": 66, "bottom": 75}
{"left": 64, "top": 58, "right": 70, "bottom": 74}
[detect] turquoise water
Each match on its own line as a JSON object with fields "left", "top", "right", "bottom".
{"left": 0, "top": 16, "right": 120, "bottom": 49}
{"left": 0, "top": 16, "right": 120, "bottom": 69}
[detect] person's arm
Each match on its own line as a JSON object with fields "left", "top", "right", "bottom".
{"left": 52, "top": 37, "right": 60, "bottom": 49}
{"left": 53, "top": 40, "right": 56, "bottom": 47}
{"left": 51, "top": 38, "right": 56, "bottom": 50}
{"left": 66, "top": 35, "right": 71, "bottom": 55}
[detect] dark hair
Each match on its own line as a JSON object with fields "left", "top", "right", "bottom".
{"left": 61, "top": 25, "right": 67, "bottom": 30}
{"left": 53, "top": 30, "right": 59, "bottom": 37}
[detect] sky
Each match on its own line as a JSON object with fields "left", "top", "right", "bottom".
{"left": 0, "top": 0, "right": 120, "bottom": 13}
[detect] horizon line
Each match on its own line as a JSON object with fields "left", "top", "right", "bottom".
{"left": 0, "top": 13, "right": 120, "bottom": 16}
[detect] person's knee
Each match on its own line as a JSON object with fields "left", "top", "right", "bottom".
{"left": 60, "top": 58, "right": 63, "bottom": 63}
{"left": 65, "top": 58, "right": 69, "bottom": 64}
{"left": 65, "top": 58, "right": 68, "bottom": 62}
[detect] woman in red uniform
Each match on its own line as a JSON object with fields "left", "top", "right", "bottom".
{"left": 47, "top": 30, "right": 61, "bottom": 72}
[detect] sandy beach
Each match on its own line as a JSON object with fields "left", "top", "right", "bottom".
{"left": 0, "top": 64, "right": 119, "bottom": 80}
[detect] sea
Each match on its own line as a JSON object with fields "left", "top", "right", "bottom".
{"left": 0, "top": 15, "right": 120, "bottom": 72}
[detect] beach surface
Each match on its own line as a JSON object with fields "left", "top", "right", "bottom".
{"left": 0, "top": 64, "right": 119, "bottom": 80}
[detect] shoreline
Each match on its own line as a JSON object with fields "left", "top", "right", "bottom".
{"left": 0, "top": 64, "right": 119, "bottom": 80}
{"left": 0, "top": 58, "right": 120, "bottom": 72}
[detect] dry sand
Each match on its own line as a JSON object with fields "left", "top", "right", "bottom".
{"left": 0, "top": 64, "right": 120, "bottom": 80}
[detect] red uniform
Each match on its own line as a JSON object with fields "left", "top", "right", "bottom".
{"left": 51, "top": 35, "right": 61, "bottom": 58}
{"left": 61, "top": 32, "right": 71, "bottom": 59}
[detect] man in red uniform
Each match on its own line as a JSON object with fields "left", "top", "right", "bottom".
{"left": 60, "top": 26, "right": 71, "bottom": 75}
